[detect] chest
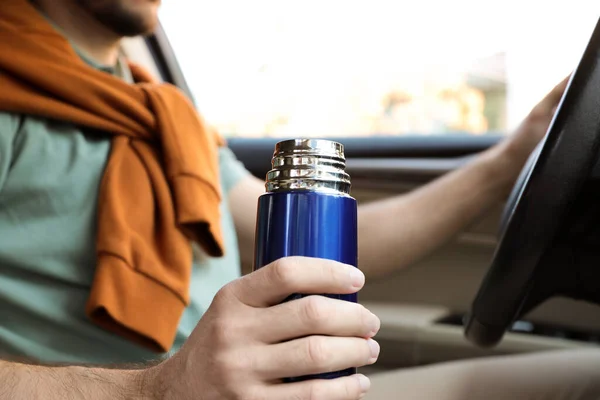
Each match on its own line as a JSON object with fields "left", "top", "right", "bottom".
{"left": 0, "top": 118, "right": 111, "bottom": 283}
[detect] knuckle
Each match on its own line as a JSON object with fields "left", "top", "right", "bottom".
{"left": 305, "top": 380, "right": 357, "bottom": 400}
{"left": 227, "top": 385, "right": 260, "bottom": 400}
{"left": 527, "top": 105, "right": 547, "bottom": 122}
{"left": 286, "top": 392, "right": 305, "bottom": 400}
{"left": 357, "top": 303, "right": 368, "bottom": 317}
{"left": 307, "top": 383, "right": 327, "bottom": 400}
{"left": 212, "top": 310, "right": 257, "bottom": 346}
{"left": 207, "top": 349, "right": 260, "bottom": 399}
{"left": 357, "top": 304, "right": 371, "bottom": 326}
{"left": 235, "top": 390, "right": 262, "bottom": 400}
{"left": 302, "top": 296, "right": 330, "bottom": 327}
{"left": 215, "top": 350, "right": 250, "bottom": 379}
{"left": 217, "top": 351, "right": 238, "bottom": 371}
{"left": 323, "top": 261, "right": 338, "bottom": 282}
{"left": 207, "top": 287, "right": 256, "bottom": 345}
{"left": 208, "top": 317, "right": 234, "bottom": 345}
{"left": 305, "top": 336, "right": 329, "bottom": 368}
{"left": 208, "top": 311, "right": 248, "bottom": 346}
{"left": 213, "top": 283, "right": 235, "bottom": 306}
{"left": 270, "top": 257, "right": 299, "bottom": 287}
{"left": 343, "top": 378, "right": 360, "bottom": 399}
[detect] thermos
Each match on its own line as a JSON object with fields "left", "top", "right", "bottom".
{"left": 253, "top": 138, "right": 359, "bottom": 381}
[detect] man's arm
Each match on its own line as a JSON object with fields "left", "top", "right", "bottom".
{"left": 357, "top": 139, "right": 522, "bottom": 278}
{"left": 0, "top": 361, "right": 149, "bottom": 399}
{"left": 230, "top": 77, "right": 569, "bottom": 278}
{"left": 0, "top": 260, "right": 379, "bottom": 400}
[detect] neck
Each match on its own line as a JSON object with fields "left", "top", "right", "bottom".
{"left": 33, "top": 0, "right": 121, "bottom": 66}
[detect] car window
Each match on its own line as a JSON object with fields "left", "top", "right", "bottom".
{"left": 160, "top": 1, "right": 598, "bottom": 138}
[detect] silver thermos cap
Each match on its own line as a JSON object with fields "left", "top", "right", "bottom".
{"left": 265, "top": 139, "right": 351, "bottom": 194}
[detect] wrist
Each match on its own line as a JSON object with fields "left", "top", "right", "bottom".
{"left": 122, "top": 367, "right": 156, "bottom": 400}
{"left": 137, "top": 363, "right": 166, "bottom": 400}
{"left": 478, "top": 138, "right": 530, "bottom": 197}
{"left": 5, "top": 362, "right": 153, "bottom": 400}
{"left": 67, "top": 365, "right": 155, "bottom": 400}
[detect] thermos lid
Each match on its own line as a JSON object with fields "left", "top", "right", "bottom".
{"left": 274, "top": 139, "right": 345, "bottom": 160}
{"left": 266, "top": 139, "right": 351, "bottom": 194}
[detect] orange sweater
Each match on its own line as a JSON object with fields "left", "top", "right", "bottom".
{"left": 0, "top": 0, "right": 225, "bottom": 352}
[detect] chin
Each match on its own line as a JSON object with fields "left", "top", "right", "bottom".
{"left": 122, "top": 0, "right": 160, "bottom": 35}
{"left": 80, "top": 0, "right": 161, "bottom": 37}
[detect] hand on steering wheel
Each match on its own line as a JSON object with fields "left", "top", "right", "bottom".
{"left": 466, "top": 22, "right": 600, "bottom": 347}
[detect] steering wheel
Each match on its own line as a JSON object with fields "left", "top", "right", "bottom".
{"left": 465, "top": 18, "right": 600, "bottom": 348}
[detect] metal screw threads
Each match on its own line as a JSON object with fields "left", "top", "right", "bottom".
{"left": 265, "top": 139, "right": 351, "bottom": 195}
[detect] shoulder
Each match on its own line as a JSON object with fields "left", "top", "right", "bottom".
{"left": 218, "top": 146, "right": 251, "bottom": 194}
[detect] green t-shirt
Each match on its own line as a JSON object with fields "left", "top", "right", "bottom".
{"left": 0, "top": 46, "right": 248, "bottom": 364}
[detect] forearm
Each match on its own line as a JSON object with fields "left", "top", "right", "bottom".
{"left": 0, "top": 360, "right": 152, "bottom": 400}
{"left": 231, "top": 143, "right": 521, "bottom": 278}
{"left": 358, "top": 140, "right": 521, "bottom": 278}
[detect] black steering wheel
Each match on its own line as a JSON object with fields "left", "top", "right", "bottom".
{"left": 465, "top": 18, "right": 600, "bottom": 348}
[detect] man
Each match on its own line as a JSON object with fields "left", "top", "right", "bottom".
{"left": 0, "top": 0, "right": 598, "bottom": 399}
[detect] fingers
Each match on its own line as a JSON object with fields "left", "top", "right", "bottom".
{"left": 260, "top": 295, "right": 380, "bottom": 343}
{"left": 547, "top": 75, "right": 570, "bottom": 104}
{"left": 531, "top": 75, "right": 571, "bottom": 120}
{"left": 257, "top": 336, "right": 379, "bottom": 379}
{"left": 232, "top": 257, "right": 364, "bottom": 307}
{"left": 263, "top": 374, "right": 371, "bottom": 400}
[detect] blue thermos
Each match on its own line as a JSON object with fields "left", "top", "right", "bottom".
{"left": 253, "top": 139, "right": 358, "bottom": 381}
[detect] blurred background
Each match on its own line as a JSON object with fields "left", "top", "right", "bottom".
{"left": 160, "top": 0, "right": 600, "bottom": 138}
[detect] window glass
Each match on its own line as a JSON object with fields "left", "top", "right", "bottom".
{"left": 160, "top": 1, "right": 599, "bottom": 138}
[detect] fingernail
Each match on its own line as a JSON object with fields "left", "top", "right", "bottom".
{"left": 350, "top": 268, "right": 364, "bottom": 288}
{"left": 367, "top": 339, "right": 380, "bottom": 363}
{"left": 357, "top": 374, "right": 371, "bottom": 393}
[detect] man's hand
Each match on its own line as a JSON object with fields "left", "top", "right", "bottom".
{"left": 355, "top": 77, "right": 570, "bottom": 278}
{"left": 495, "top": 76, "right": 570, "bottom": 187}
{"left": 0, "top": 258, "right": 377, "bottom": 399}
{"left": 150, "top": 257, "right": 380, "bottom": 400}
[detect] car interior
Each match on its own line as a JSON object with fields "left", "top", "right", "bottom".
{"left": 121, "top": 17, "right": 600, "bottom": 376}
